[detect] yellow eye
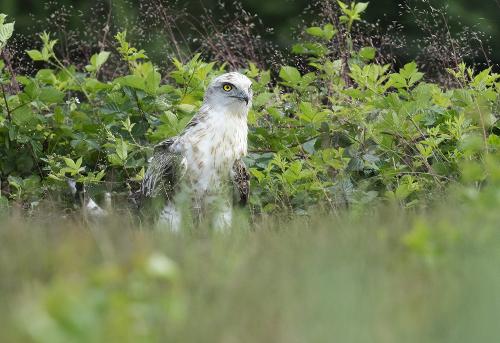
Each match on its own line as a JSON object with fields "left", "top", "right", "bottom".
{"left": 223, "top": 84, "right": 232, "bottom": 92}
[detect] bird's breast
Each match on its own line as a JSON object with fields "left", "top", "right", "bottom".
{"left": 179, "top": 115, "right": 247, "bottom": 194}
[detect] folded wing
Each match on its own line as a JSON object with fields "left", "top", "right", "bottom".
{"left": 231, "top": 159, "right": 250, "bottom": 206}
{"left": 141, "top": 138, "right": 187, "bottom": 200}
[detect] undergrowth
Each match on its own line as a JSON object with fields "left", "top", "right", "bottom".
{"left": 0, "top": 3, "right": 500, "bottom": 341}
{"left": 0, "top": 2, "right": 499, "bottom": 217}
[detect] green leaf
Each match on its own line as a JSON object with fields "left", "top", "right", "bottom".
{"left": 7, "top": 175, "right": 22, "bottom": 190}
{"left": 86, "top": 51, "right": 110, "bottom": 72}
{"left": 63, "top": 157, "right": 78, "bottom": 170}
{"left": 279, "top": 66, "right": 301, "bottom": 84}
{"left": 75, "top": 157, "right": 83, "bottom": 169}
{"left": 298, "top": 102, "right": 329, "bottom": 124}
{"left": 322, "top": 24, "right": 337, "bottom": 40}
{"left": 35, "top": 69, "right": 57, "bottom": 84}
{"left": 305, "top": 24, "right": 336, "bottom": 41}
{"left": 39, "top": 87, "right": 65, "bottom": 104}
{"left": 250, "top": 168, "right": 265, "bottom": 183}
{"left": 409, "top": 71, "right": 424, "bottom": 87}
{"left": 389, "top": 73, "right": 407, "bottom": 89}
{"left": 400, "top": 62, "right": 418, "bottom": 78}
{"left": 84, "top": 79, "right": 112, "bottom": 92}
{"left": 359, "top": 47, "right": 376, "bottom": 60}
{"left": 115, "top": 75, "right": 145, "bottom": 90}
{"left": 145, "top": 70, "right": 161, "bottom": 95}
{"left": 116, "top": 139, "right": 128, "bottom": 161}
{"left": 95, "top": 51, "right": 110, "bottom": 68}
{"left": 354, "top": 2, "right": 369, "bottom": 14}
{"left": 177, "top": 104, "right": 196, "bottom": 113}
{"left": 26, "top": 49, "right": 45, "bottom": 61}
{"left": 337, "top": 1, "right": 348, "bottom": 10}
{"left": 305, "top": 27, "right": 323, "bottom": 38}
{"left": 292, "top": 43, "right": 328, "bottom": 57}
{"left": 0, "top": 20, "right": 14, "bottom": 50}
{"left": 12, "top": 106, "right": 36, "bottom": 126}
{"left": 390, "top": 62, "right": 424, "bottom": 89}
{"left": 108, "top": 154, "right": 123, "bottom": 166}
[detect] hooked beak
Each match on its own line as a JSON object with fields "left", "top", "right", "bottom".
{"left": 230, "top": 91, "right": 250, "bottom": 105}
{"left": 241, "top": 95, "right": 249, "bottom": 105}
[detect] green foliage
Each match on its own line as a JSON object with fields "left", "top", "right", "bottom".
{"left": 0, "top": 3, "right": 499, "bottom": 216}
{"left": 0, "top": 5, "right": 500, "bottom": 340}
{"left": 305, "top": 24, "right": 337, "bottom": 41}
{"left": 0, "top": 14, "right": 14, "bottom": 51}
{"left": 338, "top": 1, "right": 369, "bottom": 31}
{"left": 85, "top": 51, "right": 111, "bottom": 74}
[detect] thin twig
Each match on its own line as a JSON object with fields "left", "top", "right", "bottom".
{"left": 1, "top": 49, "right": 20, "bottom": 93}
{"left": 1, "top": 83, "right": 11, "bottom": 121}
{"left": 99, "top": 0, "right": 113, "bottom": 53}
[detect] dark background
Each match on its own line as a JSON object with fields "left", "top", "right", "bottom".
{"left": 1, "top": 0, "right": 499, "bottom": 66}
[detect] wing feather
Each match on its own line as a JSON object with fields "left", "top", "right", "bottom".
{"left": 231, "top": 159, "right": 250, "bottom": 206}
{"left": 141, "top": 138, "right": 186, "bottom": 199}
{"left": 141, "top": 107, "right": 207, "bottom": 199}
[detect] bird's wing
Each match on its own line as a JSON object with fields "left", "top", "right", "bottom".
{"left": 231, "top": 159, "right": 250, "bottom": 206}
{"left": 141, "top": 138, "right": 187, "bottom": 199}
{"left": 140, "top": 106, "right": 207, "bottom": 200}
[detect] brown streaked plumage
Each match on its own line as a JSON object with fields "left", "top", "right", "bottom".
{"left": 141, "top": 72, "right": 253, "bottom": 231}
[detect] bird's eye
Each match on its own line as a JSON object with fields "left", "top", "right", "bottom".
{"left": 222, "top": 84, "right": 233, "bottom": 92}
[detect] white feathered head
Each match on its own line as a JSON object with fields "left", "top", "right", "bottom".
{"left": 203, "top": 72, "right": 253, "bottom": 115}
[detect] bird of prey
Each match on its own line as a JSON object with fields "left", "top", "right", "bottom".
{"left": 141, "top": 72, "right": 252, "bottom": 231}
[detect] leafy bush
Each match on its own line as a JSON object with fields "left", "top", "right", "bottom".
{"left": 0, "top": 2, "right": 499, "bottom": 216}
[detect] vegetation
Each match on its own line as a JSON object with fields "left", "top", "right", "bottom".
{"left": 0, "top": 1, "right": 499, "bottom": 341}
{"left": 2, "top": 189, "right": 500, "bottom": 342}
{"left": 4, "top": 0, "right": 500, "bottom": 66}
{"left": 0, "top": 2, "right": 499, "bottom": 215}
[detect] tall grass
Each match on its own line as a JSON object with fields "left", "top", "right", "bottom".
{"left": 1, "top": 191, "right": 499, "bottom": 342}
{"left": 1, "top": 1, "right": 499, "bottom": 341}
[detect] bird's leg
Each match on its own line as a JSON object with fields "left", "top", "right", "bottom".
{"left": 157, "top": 202, "right": 181, "bottom": 232}
{"left": 192, "top": 196, "right": 204, "bottom": 226}
{"left": 211, "top": 199, "right": 233, "bottom": 232}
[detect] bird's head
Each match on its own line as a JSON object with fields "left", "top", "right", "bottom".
{"left": 204, "top": 72, "right": 253, "bottom": 115}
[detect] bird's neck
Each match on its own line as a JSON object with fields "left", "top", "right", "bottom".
{"left": 203, "top": 102, "right": 249, "bottom": 119}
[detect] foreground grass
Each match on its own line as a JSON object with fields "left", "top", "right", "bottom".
{"left": 1, "top": 193, "right": 500, "bottom": 343}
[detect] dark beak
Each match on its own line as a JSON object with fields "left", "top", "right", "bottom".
{"left": 231, "top": 93, "right": 250, "bottom": 105}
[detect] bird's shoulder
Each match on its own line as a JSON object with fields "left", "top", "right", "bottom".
{"left": 182, "top": 105, "right": 211, "bottom": 132}
{"left": 152, "top": 105, "right": 212, "bottom": 156}
{"left": 154, "top": 137, "right": 175, "bottom": 150}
